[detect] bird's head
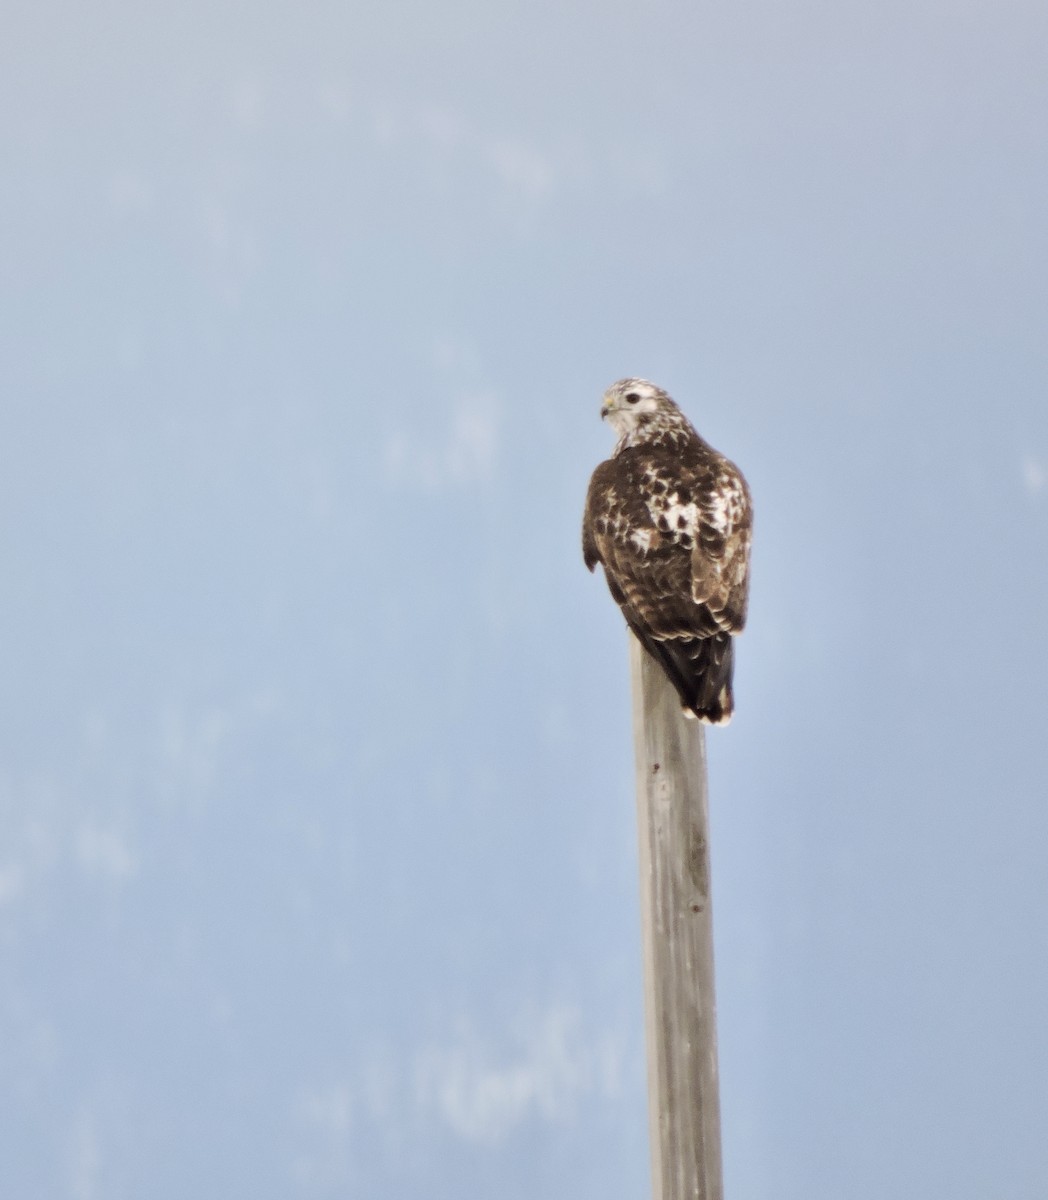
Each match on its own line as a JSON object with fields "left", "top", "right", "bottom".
{"left": 600, "top": 378, "right": 685, "bottom": 443}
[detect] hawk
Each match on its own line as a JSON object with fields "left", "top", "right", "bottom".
{"left": 582, "top": 378, "right": 753, "bottom": 725}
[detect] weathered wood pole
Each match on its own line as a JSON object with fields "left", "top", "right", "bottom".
{"left": 630, "top": 632, "right": 723, "bottom": 1200}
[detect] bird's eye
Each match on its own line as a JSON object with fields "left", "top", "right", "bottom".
{"left": 625, "top": 392, "right": 641, "bottom": 404}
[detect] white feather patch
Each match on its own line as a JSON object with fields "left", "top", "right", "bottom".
{"left": 706, "top": 474, "right": 745, "bottom": 535}
{"left": 706, "top": 489, "right": 731, "bottom": 534}
{"left": 660, "top": 499, "right": 699, "bottom": 535}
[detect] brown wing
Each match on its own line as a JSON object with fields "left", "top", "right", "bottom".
{"left": 584, "top": 447, "right": 750, "bottom": 633}
{"left": 582, "top": 443, "right": 752, "bottom": 722}
{"left": 690, "top": 456, "right": 752, "bottom": 633}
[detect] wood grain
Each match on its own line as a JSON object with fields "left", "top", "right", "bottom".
{"left": 630, "top": 633, "right": 723, "bottom": 1200}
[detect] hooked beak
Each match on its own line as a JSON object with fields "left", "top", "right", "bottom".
{"left": 600, "top": 398, "right": 612, "bottom": 420}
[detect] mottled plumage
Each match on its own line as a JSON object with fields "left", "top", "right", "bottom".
{"left": 582, "top": 378, "right": 753, "bottom": 724}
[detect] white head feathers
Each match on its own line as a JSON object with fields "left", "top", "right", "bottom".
{"left": 600, "top": 378, "right": 694, "bottom": 452}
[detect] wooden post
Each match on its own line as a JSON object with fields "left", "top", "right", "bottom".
{"left": 630, "top": 633, "right": 723, "bottom": 1200}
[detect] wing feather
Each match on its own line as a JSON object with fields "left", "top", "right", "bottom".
{"left": 582, "top": 436, "right": 752, "bottom": 721}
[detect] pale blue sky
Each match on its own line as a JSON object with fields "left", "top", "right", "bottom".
{"left": 2, "top": 1, "right": 1047, "bottom": 1197}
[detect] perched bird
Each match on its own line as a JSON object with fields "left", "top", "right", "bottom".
{"left": 582, "top": 378, "right": 753, "bottom": 724}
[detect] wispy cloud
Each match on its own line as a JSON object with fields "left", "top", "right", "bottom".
{"left": 1022, "top": 454, "right": 1045, "bottom": 497}
{"left": 419, "top": 106, "right": 469, "bottom": 156}
{"left": 0, "top": 864, "right": 25, "bottom": 907}
{"left": 292, "top": 1083, "right": 355, "bottom": 1191}
{"left": 76, "top": 826, "right": 139, "bottom": 884}
{"left": 290, "top": 1004, "right": 630, "bottom": 1180}
{"left": 384, "top": 394, "right": 500, "bottom": 493}
{"left": 365, "top": 100, "right": 558, "bottom": 212}
{"left": 414, "top": 1005, "right": 626, "bottom": 1144}
{"left": 429, "top": 335, "right": 482, "bottom": 376}
{"left": 0, "top": 776, "right": 63, "bottom": 919}
{"left": 158, "top": 702, "right": 233, "bottom": 796}
{"left": 360, "top": 99, "right": 678, "bottom": 214}
{"left": 486, "top": 140, "right": 555, "bottom": 203}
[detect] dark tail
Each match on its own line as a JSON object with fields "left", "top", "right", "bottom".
{"left": 632, "top": 628, "right": 735, "bottom": 725}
